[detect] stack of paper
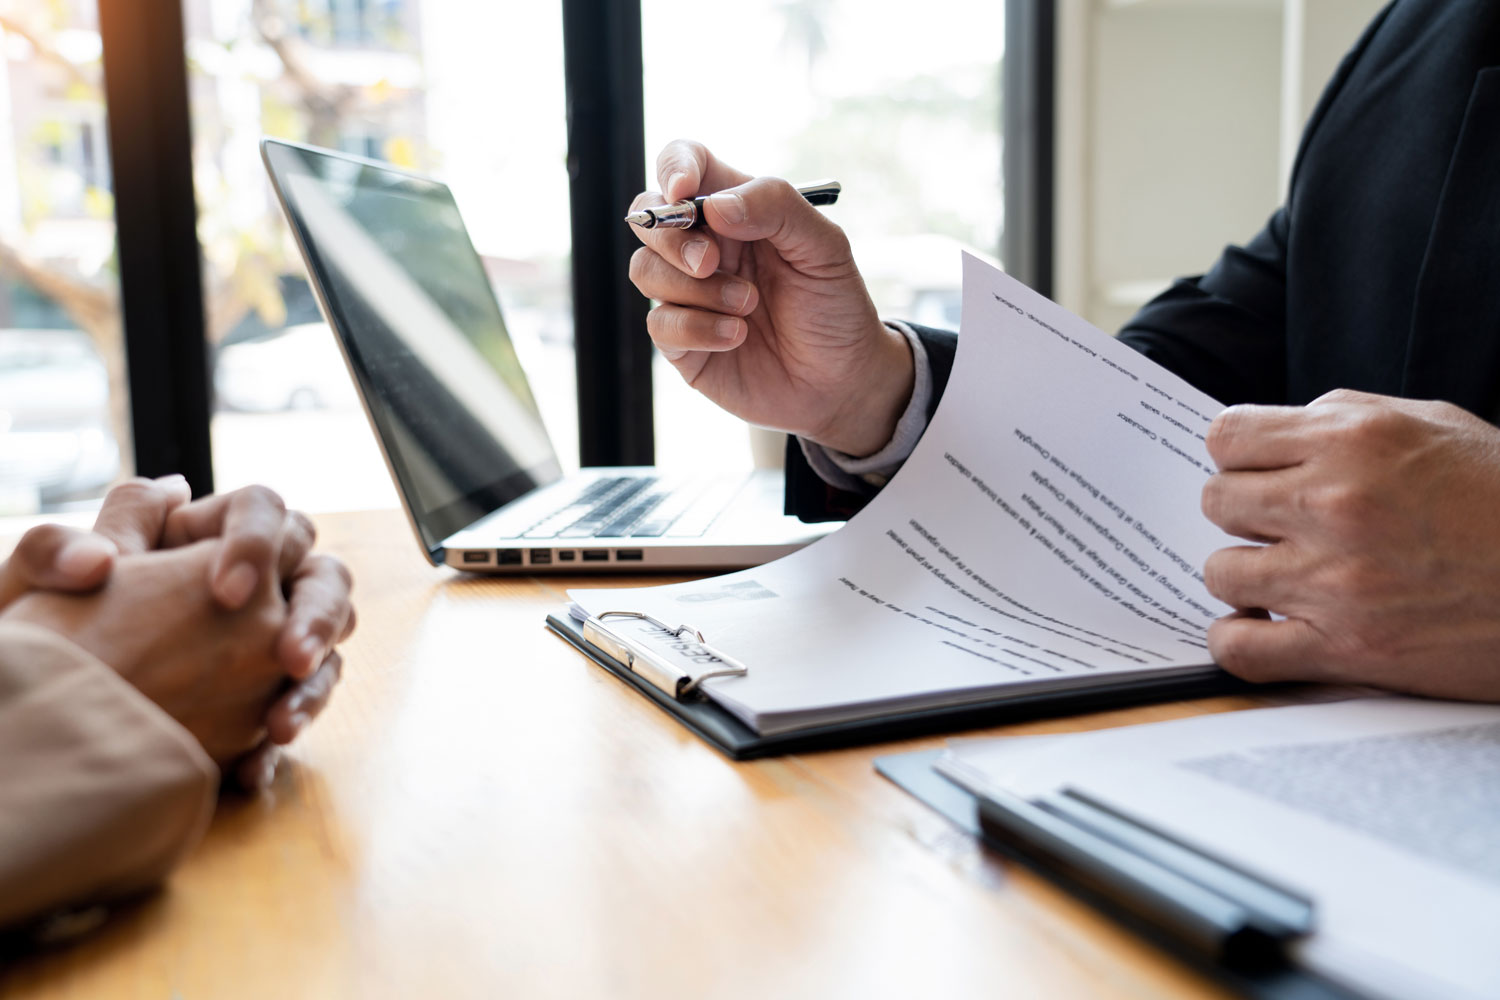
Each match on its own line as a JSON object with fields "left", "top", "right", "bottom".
{"left": 939, "top": 698, "right": 1500, "bottom": 1000}
{"left": 569, "top": 254, "right": 1241, "bottom": 736}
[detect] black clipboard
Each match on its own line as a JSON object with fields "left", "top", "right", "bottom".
{"left": 545, "top": 611, "right": 1249, "bottom": 760}
{"left": 874, "top": 749, "right": 1367, "bottom": 1000}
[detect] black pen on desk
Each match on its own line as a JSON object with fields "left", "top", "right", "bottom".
{"left": 624, "top": 180, "right": 841, "bottom": 230}
{"left": 975, "top": 787, "right": 1312, "bottom": 961}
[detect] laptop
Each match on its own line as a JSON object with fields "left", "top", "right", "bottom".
{"left": 260, "top": 138, "right": 836, "bottom": 573}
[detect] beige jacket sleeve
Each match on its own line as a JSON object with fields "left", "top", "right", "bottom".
{"left": 0, "top": 622, "right": 218, "bottom": 933}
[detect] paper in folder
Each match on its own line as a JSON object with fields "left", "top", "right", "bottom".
{"left": 919, "top": 697, "right": 1500, "bottom": 1000}
{"left": 546, "top": 255, "right": 1248, "bottom": 756}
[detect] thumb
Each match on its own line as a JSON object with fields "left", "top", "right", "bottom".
{"left": 703, "top": 177, "right": 856, "bottom": 277}
{"left": 91, "top": 475, "right": 192, "bottom": 556}
{"left": 0, "top": 524, "right": 117, "bottom": 608}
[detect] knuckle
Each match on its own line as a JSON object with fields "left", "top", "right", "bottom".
{"left": 305, "top": 608, "right": 340, "bottom": 640}
{"left": 253, "top": 599, "right": 290, "bottom": 640}
{"left": 1207, "top": 624, "right": 1257, "bottom": 678}
{"left": 1355, "top": 407, "right": 1401, "bottom": 438}
{"left": 646, "top": 304, "right": 689, "bottom": 343}
{"left": 1429, "top": 399, "right": 1469, "bottom": 424}
{"left": 289, "top": 509, "right": 316, "bottom": 544}
{"left": 1315, "top": 624, "right": 1382, "bottom": 676}
{"left": 761, "top": 176, "right": 795, "bottom": 201}
{"left": 328, "top": 556, "right": 354, "bottom": 591}
{"left": 304, "top": 552, "right": 354, "bottom": 592}
{"left": 234, "top": 531, "right": 278, "bottom": 561}
{"left": 1322, "top": 559, "right": 1392, "bottom": 607}
{"left": 1200, "top": 476, "right": 1227, "bottom": 525}
{"left": 106, "top": 478, "right": 161, "bottom": 504}
{"left": 1204, "top": 407, "right": 1246, "bottom": 463}
{"left": 645, "top": 304, "right": 668, "bottom": 340}
{"left": 659, "top": 138, "right": 701, "bottom": 167}
{"left": 238, "top": 483, "right": 287, "bottom": 516}
{"left": 755, "top": 177, "right": 800, "bottom": 224}
{"left": 1309, "top": 481, "right": 1369, "bottom": 522}
{"left": 629, "top": 246, "right": 656, "bottom": 286}
{"left": 1201, "top": 550, "right": 1231, "bottom": 601}
{"left": 829, "top": 222, "right": 853, "bottom": 257}
{"left": 1331, "top": 407, "right": 1402, "bottom": 452}
{"left": 1313, "top": 387, "right": 1365, "bottom": 407}
{"left": 17, "top": 523, "right": 68, "bottom": 556}
{"left": 1208, "top": 625, "right": 1283, "bottom": 683}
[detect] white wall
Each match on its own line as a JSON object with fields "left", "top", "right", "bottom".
{"left": 1054, "top": 0, "right": 1387, "bottom": 332}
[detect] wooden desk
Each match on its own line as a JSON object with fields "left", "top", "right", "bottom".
{"left": 0, "top": 508, "right": 1306, "bottom": 999}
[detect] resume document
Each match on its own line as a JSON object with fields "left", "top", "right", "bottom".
{"left": 570, "top": 254, "right": 1242, "bottom": 734}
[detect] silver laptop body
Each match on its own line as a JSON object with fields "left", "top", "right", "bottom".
{"left": 261, "top": 139, "right": 834, "bottom": 573}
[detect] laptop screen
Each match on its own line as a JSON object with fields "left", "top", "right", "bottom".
{"left": 262, "top": 140, "right": 562, "bottom": 553}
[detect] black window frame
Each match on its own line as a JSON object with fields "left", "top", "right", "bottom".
{"left": 95, "top": 0, "right": 1050, "bottom": 492}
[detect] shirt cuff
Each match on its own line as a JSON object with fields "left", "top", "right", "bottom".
{"left": 797, "top": 320, "right": 934, "bottom": 492}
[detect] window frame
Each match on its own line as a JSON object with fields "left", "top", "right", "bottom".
{"left": 95, "top": 0, "right": 1046, "bottom": 491}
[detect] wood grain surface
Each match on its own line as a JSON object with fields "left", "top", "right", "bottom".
{"left": 0, "top": 508, "right": 1312, "bottom": 999}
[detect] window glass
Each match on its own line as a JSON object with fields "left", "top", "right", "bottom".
{"left": 188, "top": 0, "right": 574, "bottom": 513}
{"left": 0, "top": 1, "right": 129, "bottom": 516}
{"left": 642, "top": 0, "right": 1003, "bottom": 470}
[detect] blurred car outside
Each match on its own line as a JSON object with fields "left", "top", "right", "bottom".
{"left": 0, "top": 328, "right": 121, "bottom": 514}
{"left": 213, "top": 320, "right": 360, "bottom": 413}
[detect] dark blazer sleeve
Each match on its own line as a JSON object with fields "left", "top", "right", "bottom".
{"left": 1114, "top": 211, "right": 1291, "bottom": 406}
{"left": 784, "top": 323, "right": 957, "bottom": 521}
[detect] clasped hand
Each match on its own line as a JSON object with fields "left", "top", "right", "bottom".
{"left": 1202, "top": 389, "right": 1500, "bottom": 700}
{"left": 0, "top": 479, "right": 355, "bottom": 787}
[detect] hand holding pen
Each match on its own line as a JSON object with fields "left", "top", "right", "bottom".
{"left": 625, "top": 139, "right": 916, "bottom": 458}
{"left": 625, "top": 180, "right": 841, "bottom": 230}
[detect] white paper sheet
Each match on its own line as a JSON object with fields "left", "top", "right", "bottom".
{"left": 571, "top": 254, "right": 1242, "bottom": 734}
{"left": 939, "top": 698, "right": 1500, "bottom": 1000}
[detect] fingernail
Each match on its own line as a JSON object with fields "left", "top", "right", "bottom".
{"left": 298, "top": 635, "right": 324, "bottom": 672}
{"left": 681, "top": 239, "right": 709, "bottom": 275}
{"left": 217, "top": 562, "right": 258, "bottom": 608}
{"left": 154, "top": 474, "right": 191, "bottom": 501}
{"left": 722, "top": 280, "right": 752, "bottom": 312}
{"left": 707, "top": 191, "right": 745, "bottom": 225}
{"left": 284, "top": 686, "right": 308, "bottom": 714}
{"left": 287, "top": 712, "right": 311, "bottom": 736}
{"left": 716, "top": 318, "right": 742, "bottom": 342}
{"left": 56, "top": 536, "right": 116, "bottom": 578}
{"left": 665, "top": 171, "right": 688, "bottom": 198}
{"left": 256, "top": 752, "right": 279, "bottom": 789}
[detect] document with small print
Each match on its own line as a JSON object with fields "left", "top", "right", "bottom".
{"left": 938, "top": 697, "right": 1500, "bottom": 1000}
{"left": 569, "top": 254, "right": 1239, "bottom": 736}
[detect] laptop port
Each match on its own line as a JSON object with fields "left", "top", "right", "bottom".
{"left": 558, "top": 551, "right": 576, "bottom": 562}
{"left": 616, "top": 549, "right": 644, "bottom": 561}
{"left": 529, "top": 549, "right": 553, "bottom": 565}
{"left": 581, "top": 549, "right": 609, "bottom": 562}
{"left": 462, "top": 551, "right": 490, "bottom": 564}
{"left": 496, "top": 548, "right": 524, "bottom": 565}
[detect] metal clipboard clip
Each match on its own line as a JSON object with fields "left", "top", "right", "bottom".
{"left": 580, "top": 610, "right": 749, "bottom": 701}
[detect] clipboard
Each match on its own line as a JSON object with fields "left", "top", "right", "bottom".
{"left": 874, "top": 749, "right": 1367, "bottom": 1000}
{"left": 545, "top": 610, "right": 1250, "bottom": 760}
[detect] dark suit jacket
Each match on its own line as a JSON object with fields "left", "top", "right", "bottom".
{"left": 787, "top": 0, "right": 1500, "bottom": 521}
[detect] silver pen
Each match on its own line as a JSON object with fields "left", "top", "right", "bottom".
{"left": 624, "top": 180, "right": 841, "bottom": 230}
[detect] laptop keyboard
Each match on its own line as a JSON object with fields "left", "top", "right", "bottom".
{"left": 520, "top": 476, "right": 737, "bottom": 539}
